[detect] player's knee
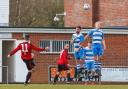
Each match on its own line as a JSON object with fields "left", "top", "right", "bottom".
{"left": 67, "top": 70, "right": 70, "bottom": 73}
{"left": 28, "top": 68, "right": 34, "bottom": 72}
{"left": 28, "top": 70, "right": 32, "bottom": 72}
{"left": 56, "top": 72, "right": 60, "bottom": 75}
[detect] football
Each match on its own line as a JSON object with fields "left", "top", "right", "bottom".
{"left": 83, "top": 3, "right": 90, "bottom": 10}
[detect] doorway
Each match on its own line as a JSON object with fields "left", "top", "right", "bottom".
{"left": 2, "top": 39, "right": 15, "bottom": 83}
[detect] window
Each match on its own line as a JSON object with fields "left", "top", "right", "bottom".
{"left": 40, "top": 40, "right": 74, "bottom": 53}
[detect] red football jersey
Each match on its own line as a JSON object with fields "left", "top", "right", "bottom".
{"left": 57, "top": 49, "right": 70, "bottom": 66}
{"left": 9, "top": 42, "right": 45, "bottom": 60}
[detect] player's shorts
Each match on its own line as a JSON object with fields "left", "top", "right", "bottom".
{"left": 85, "top": 61, "right": 95, "bottom": 71}
{"left": 74, "top": 51, "right": 84, "bottom": 60}
{"left": 92, "top": 43, "right": 103, "bottom": 56}
{"left": 23, "top": 59, "right": 36, "bottom": 70}
{"left": 58, "top": 64, "right": 69, "bottom": 72}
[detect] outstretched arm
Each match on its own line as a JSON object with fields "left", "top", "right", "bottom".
{"left": 84, "top": 34, "right": 89, "bottom": 41}
{"left": 8, "top": 45, "right": 20, "bottom": 58}
{"left": 84, "top": 29, "right": 93, "bottom": 41}
{"left": 31, "top": 44, "right": 49, "bottom": 51}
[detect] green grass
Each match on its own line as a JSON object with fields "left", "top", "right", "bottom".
{"left": 0, "top": 84, "right": 128, "bottom": 89}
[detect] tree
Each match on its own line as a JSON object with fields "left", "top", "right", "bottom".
{"left": 10, "top": 0, "right": 64, "bottom": 27}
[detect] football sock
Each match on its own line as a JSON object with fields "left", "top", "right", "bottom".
{"left": 54, "top": 74, "right": 59, "bottom": 83}
{"left": 25, "top": 72, "right": 32, "bottom": 84}
{"left": 67, "top": 73, "right": 71, "bottom": 81}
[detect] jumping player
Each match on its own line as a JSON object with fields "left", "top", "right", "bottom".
{"left": 71, "top": 26, "right": 84, "bottom": 77}
{"left": 81, "top": 41, "right": 95, "bottom": 84}
{"left": 84, "top": 21, "right": 106, "bottom": 61}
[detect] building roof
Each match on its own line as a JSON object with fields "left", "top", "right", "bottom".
{"left": 0, "top": 27, "right": 128, "bottom": 34}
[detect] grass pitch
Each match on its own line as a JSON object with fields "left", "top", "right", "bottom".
{"left": 0, "top": 84, "right": 128, "bottom": 89}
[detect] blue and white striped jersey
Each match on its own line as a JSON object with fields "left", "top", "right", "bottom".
{"left": 72, "top": 33, "right": 84, "bottom": 49}
{"left": 83, "top": 47, "right": 94, "bottom": 61}
{"left": 87, "top": 29, "right": 104, "bottom": 44}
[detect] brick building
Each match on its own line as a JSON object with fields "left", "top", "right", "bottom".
{"left": 0, "top": 28, "right": 128, "bottom": 83}
{"left": 64, "top": 0, "right": 128, "bottom": 27}
{"left": 1, "top": 0, "right": 128, "bottom": 84}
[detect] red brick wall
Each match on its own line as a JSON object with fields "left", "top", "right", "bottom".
{"left": 103, "top": 34, "right": 128, "bottom": 66}
{"left": 13, "top": 33, "right": 128, "bottom": 83}
{"left": 64, "top": 0, "right": 128, "bottom": 27}
{"left": 97, "top": 0, "right": 128, "bottom": 26}
{"left": 64, "top": 0, "right": 93, "bottom": 27}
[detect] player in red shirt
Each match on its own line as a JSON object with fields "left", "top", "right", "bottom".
{"left": 53, "top": 44, "right": 72, "bottom": 84}
{"left": 7, "top": 34, "right": 49, "bottom": 85}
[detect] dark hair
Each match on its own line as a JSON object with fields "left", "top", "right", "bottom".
{"left": 24, "top": 34, "right": 30, "bottom": 40}
{"left": 76, "top": 26, "right": 81, "bottom": 29}
{"left": 88, "top": 41, "right": 92, "bottom": 44}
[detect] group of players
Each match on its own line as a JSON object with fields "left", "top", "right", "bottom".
{"left": 53, "top": 21, "right": 106, "bottom": 84}
{"left": 7, "top": 21, "right": 106, "bottom": 85}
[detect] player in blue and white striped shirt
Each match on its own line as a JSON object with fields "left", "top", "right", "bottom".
{"left": 71, "top": 26, "right": 84, "bottom": 76}
{"left": 84, "top": 21, "right": 106, "bottom": 61}
{"left": 81, "top": 41, "right": 95, "bottom": 83}
{"left": 82, "top": 41, "right": 95, "bottom": 72}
